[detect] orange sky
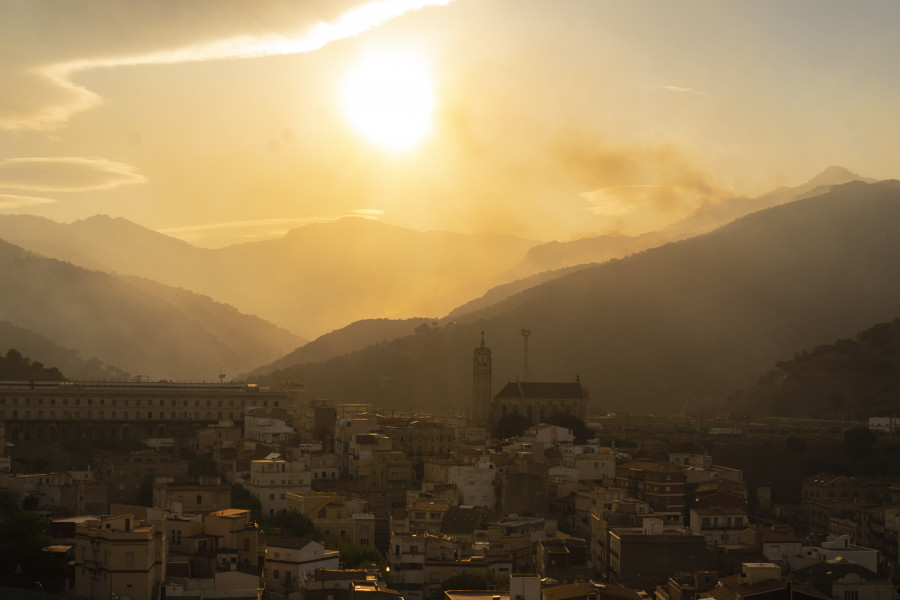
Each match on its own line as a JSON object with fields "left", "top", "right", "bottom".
{"left": 1, "top": 0, "right": 899, "bottom": 247}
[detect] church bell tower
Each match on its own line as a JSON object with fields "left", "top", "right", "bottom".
{"left": 472, "top": 331, "right": 492, "bottom": 428}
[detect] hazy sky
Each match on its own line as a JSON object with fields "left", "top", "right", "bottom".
{"left": 2, "top": 0, "right": 899, "bottom": 247}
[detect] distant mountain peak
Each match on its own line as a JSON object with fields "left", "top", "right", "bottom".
{"left": 804, "top": 165, "right": 871, "bottom": 188}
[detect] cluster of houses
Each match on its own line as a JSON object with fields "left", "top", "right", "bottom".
{"left": 1, "top": 391, "right": 900, "bottom": 600}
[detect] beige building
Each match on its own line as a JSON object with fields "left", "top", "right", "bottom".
{"left": 195, "top": 420, "right": 242, "bottom": 453}
{"left": 1, "top": 470, "right": 108, "bottom": 515}
{"left": 73, "top": 514, "right": 166, "bottom": 600}
{"left": 349, "top": 433, "right": 395, "bottom": 482}
{"left": 409, "top": 499, "right": 452, "bottom": 534}
{"left": 286, "top": 490, "right": 388, "bottom": 553}
{"left": 424, "top": 458, "right": 496, "bottom": 508}
{"left": 262, "top": 535, "right": 340, "bottom": 600}
{"left": 153, "top": 474, "right": 231, "bottom": 514}
{"left": 241, "top": 456, "right": 312, "bottom": 516}
{"left": 381, "top": 419, "right": 460, "bottom": 462}
{"left": 95, "top": 450, "right": 189, "bottom": 505}
{"left": 336, "top": 415, "right": 381, "bottom": 475}
{"left": 689, "top": 506, "right": 749, "bottom": 546}
{"left": 204, "top": 509, "right": 259, "bottom": 569}
{"left": 354, "top": 450, "right": 413, "bottom": 506}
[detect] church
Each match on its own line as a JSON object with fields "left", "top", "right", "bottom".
{"left": 471, "top": 333, "right": 588, "bottom": 429}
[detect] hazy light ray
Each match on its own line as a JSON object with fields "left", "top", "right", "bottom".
{"left": 7, "top": 0, "right": 455, "bottom": 131}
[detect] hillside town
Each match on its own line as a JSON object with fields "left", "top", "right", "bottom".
{"left": 1, "top": 338, "right": 899, "bottom": 600}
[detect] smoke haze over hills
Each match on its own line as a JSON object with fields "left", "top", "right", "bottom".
{"left": 254, "top": 180, "right": 900, "bottom": 416}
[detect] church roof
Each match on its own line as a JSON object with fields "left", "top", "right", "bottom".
{"left": 494, "top": 381, "right": 585, "bottom": 400}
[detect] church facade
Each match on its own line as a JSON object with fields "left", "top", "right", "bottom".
{"left": 490, "top": 379, "right": 588, "bottom": 427}
{"left": 471, "top": 334, "right": 588, "bottom": 429}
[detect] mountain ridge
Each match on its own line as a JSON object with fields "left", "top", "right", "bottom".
{"left": 0, "top": 239, "right": 303, "bottom": 380}
{"left": 255, "top": 179, "right": 900, "bottom": 417}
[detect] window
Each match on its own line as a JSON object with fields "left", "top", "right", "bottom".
{"left": 844, "top": 592, "right": 858, "bottom": 600}
{"left": 273, "top": 570, "right": 280, "bottom": 579}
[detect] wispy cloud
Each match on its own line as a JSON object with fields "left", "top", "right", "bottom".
{"left": 643, "top": 84, "right": 704, "bottom": 95}
{"left": 352, "top": 208, "right": 385, "bottom": 217}
{"left": 1, "top": 0, "right": 455, "bottom": 131}
{"left": 0, "top": 157, "right": 145, "bottom": 192}
{"left": 0, "top": 193, "right": 56, "bottom": 209}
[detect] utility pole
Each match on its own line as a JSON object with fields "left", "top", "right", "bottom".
{"left": 521, "top": 329, "right": 531, "bottom": 381}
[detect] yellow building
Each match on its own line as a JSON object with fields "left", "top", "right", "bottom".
{"left": 204, "top": 508, "right": 259, "bottom": 568}
{"left": 73, "top": 514, "right": 166, "bottom": 600}
{"left": 286, "top": 490, "right": 384, "bottom": 552}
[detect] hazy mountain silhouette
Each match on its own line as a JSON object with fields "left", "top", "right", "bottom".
{"left": 659, "top": 165, "right": 876, "bottom": 239}
{"left": 730, "top": 317, "right": 900, "bottom": 421}
{"left": 0, "top": 240, "right": 302, "bottom": 380}
{"left": 0, "top": 321, "right": 113, "bottom": 380}
{"left": 0, "top": 215, "right": 536, "bottom": 339}
{"left": 244, "top": 317, "right": 436, "bottom": 378}
{"left": 0, "top": 347, "right": 65, "bottom": 380}
{"left": 438, "top": 167, "right": 874, "bottom": 319}
{"left": 255, "top": 180, "right": 900, "bottom": 416}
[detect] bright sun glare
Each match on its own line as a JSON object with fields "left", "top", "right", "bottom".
{"left": 339, "top": 51, "right": 435, "bottom": 152}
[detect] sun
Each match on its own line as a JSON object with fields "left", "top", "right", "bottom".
{"left": 339, "top": 51, "right": 435, "bottom": 152}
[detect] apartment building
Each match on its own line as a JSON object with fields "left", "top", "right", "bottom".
{"left": 261, "top": 535, "right": 339, "bottom": 599}
{"left": 73, "top": 514, "right": 166, "bottom": 600}
{"left": 242, "top": 456, "right": 312, "bottom": 516}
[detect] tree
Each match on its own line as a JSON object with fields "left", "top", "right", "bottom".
{"left": 844, "top": 427, "right": 877, "bottom": 458}
{"left": 323, "top": 534, "right": 384, "bottom": 569}
{"left": 231, "top": 484, "right": 262, "bottom": 521}
{"left": 21, "top": 495, "right": 40, "bottom": 511}
{"left": 260, "top": 510, "right": 320, "bottom": 540}
{"left": 785, "top": 435, "right": 808, "bottom": 454}
{"left": 545, "top": 412, "right": 594, "bottom": 444}
{"left": 136, "top": 474, "right": 155, "bottom": 507}
{"left": 493, "top": 413, "right": 531, "bottom": 439}
{"left": 0, "top": 511, "right": 54, "bottom": 588}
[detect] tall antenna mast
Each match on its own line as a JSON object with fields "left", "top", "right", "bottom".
{"left": 521, "top": 329, "right": 531, "bottom": 381}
